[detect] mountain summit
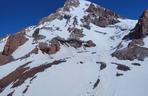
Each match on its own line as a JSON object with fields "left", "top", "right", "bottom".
{"left": 0, "top": 0, "right": 148, "bottom": 96}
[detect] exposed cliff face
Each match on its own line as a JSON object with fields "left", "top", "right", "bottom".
{"left": 2, "top": 31, "right": 28, "bottom": 56}
{"left": 64, "top": 0, "right": 80, "bottom": 11}
{"left": 39, "top": 38, "right": 60, "bottom": 55}
{"left": 0, "top": 30, "right": 28, "bottom": 65}
{"left": 84, "top": 3, "right": 120, "bottom": 27}
{"left": 112, "top": 46, "right": 148, "bottom": 61}
{"left": 0, "top": 54, "right": 13, "bottom": 66}
{"left": 123, "top": 10, "right": 148, "bottom": 40}
{"left": 112, "top": 10, "right": 148, "bottom": 61}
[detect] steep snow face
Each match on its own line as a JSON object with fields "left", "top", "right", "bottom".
{"left": 0, "top": 0, "right": 147, "bottom": 96}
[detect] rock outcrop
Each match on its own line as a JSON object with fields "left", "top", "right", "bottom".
{"left": 0, "top": 31, "right": 28, "bottom": 65}
{"left": 82, "top": 3, "right": 120, "bottom": 27}
{"left": 32, "top": 28, "right": 46, "bottom": 40}
{"left": 2, "top": 31, "right": 28, "bottom": 56}
{"left": 68, "top": 27, "right": 84, "bottom": 39}
{"left": 0, "top": 60, "right": 66, "bottom": 93}
{"left": 112, "top": 46, "right": 148, "bottom": 61}
{"left": 84, "top": 40, "right": 96, "bottom": 47}
{"left": 63, "top": 0, "right": 80, "bottom": 11}
{"left": 0, "top": 54, "right": 13, "bottom": 66}
{"left": 123, "top": 10, "right": 148, "bottom": 40}
{"left": 112, "top": 10, "right": 148, "bottom": 61}
{"left": 39, "top": 38, "right": 60, "bottom": 55}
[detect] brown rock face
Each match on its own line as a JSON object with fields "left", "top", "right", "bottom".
{"left": 32, "top": 28, "right": 40, "bottom": 38}
{"left": 2, "top": 31, "right": 28, "bottom": 56}
{"left": 123, "top": 9, "right": 148, "bottom": 40}
{"left": 112, "top": 10, "right": 148, "bottom": 61}
{"left": 84, "top": 3, "right": 120, "bottom": 27}
{"left": 68, "top": 27, "right": 84, "bottom": 39}
{"left": 0, "top": 60, "right": 66, "bottom": 93}
{"left": 32, "top": 28, "right": 46, "bottom": 40}
{"left": 63, "top": 0, "right": 80, "bottom": 11}
{"left": 111, "top": 62, "right": 130, "bottom": 71}
{"left": 128, "top": 39, "right": 144, "bottom": 48}
{"left": 84, "top": 40, "right": 96, "bottom": 47}
{"left": 0, "top": 53, "right": 14, "bottom": 66}
{"left": 39, "top": 38, "right": 60, "bottom": 55}
{"left": 112, "top": 46, "right": 148, "bottom": 61}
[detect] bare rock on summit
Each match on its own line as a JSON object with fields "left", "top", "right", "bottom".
{"left": 2, "top": 31, "right": 28, "bottom": 56}
{"left": 128, "top": 39, "right": 144, "bottom": 48}
{"left": 84, "top": 3, "right": 120, "bottom": 27}
{"left": 63, "top": 0, "right": 80, "bottom": 11}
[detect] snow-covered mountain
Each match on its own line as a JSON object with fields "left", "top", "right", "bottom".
{"left": 0, "top": 0, "right": 148, "bottom": 96}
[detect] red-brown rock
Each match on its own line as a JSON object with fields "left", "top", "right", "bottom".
{"left": 123, "top": 9, "right": 148, "bottom": 40}
{"left": 85, "top": 3, "right": 120, "bottom": 27}
{"left": 0, "top": 53, "right": 13, "bottom": 66}
{"left": 2, "top": 31, "right": 28, "bottom": 56}
{"left": 39, "top": 38, "right": 60, "bottom": 55}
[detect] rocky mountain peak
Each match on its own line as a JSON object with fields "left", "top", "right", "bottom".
{"left": 86, "top": 3, "right": 120, "bottom": 18}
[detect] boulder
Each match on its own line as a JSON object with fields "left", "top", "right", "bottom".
{"left": 32, "top": 28, "right": 46, "bottom": 40}
{"left": 39, "top": 38, "right": 60, "bottom": 55}
{"left": 67, "top": 38, "right": 83, "bottom": 48}
{"left": 69, "top": 27, "right": 84, "bottom": 39}
{"left": 84, "top": 40, "right": 96, "bottom": 47}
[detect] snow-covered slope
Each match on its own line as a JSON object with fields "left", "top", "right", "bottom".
{"left": 0, "top": 0, "right": 148, "bottom": 96}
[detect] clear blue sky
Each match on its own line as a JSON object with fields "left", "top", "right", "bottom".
{"left": 0, "top": 0, "right": 147, "bottom": 37}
